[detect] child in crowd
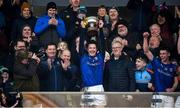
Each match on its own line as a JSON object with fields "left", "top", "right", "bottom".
{"left": 57, "top": 41, "right": 68, "bottom": 58}
{"left": 0, "top": 66, "right": 13, "bottom": 95}
{"left": 135, "top": 55, "right": 152, "bottom": 92}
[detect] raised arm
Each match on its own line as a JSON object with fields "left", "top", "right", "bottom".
{"left": 98, "top": 20, "right": 105, "bottom": 56}
{"left": 79, "top": 21, "right": 87, "bottom": 57}
{"left": 177, "top": 28, "right": 180, "bottom": 54}
{"left": 143, "top": 32, "right": 154, "bottom": 61}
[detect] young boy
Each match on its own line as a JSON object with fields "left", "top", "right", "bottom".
{"left": 135, "top": 55, "right": 152, "bottom": 92}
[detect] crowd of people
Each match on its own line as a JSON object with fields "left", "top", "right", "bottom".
{"left": 0, "top": 0, "right": 180, "bottom": 103}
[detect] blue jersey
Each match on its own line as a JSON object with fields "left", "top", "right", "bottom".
{"left": 135, "top": 65, "right": 152, "bottom": 91}
{"left": 80, "top": 53, "right": 104, "bottom": 87}
{"left": 151, "top": 58, "right": 176, "bottom": 92}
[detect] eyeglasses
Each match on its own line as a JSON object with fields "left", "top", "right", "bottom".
{"left": 112, "top": 47, "right": 121, "bottom": 50}
{"left": 17, "top": 46, "right": 26, "bottom": 48}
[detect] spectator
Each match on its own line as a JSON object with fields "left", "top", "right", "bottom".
{"left": 60, "top": 49, "right": 79, "bottom": 91}
{"left": 59, "top": 0, "right": 81, "bottom": 48}
{"left": 2, "top": 0, "right": 28, "bottom": 43}
{"left": 13, "top": 49, "right": 40, "bottom": 91}
{"left": 106, "top": 7, "right": 125, "bottom": 52}
{"left": 143, "top": 32, "right": 178, "bottom": 92}
{"left": 113, "top": 20, "right": 141, "bottom": 59}
{"left": 57, "top": 41, "right": 68, "bottom": 58}
{"left": 11, "top": 2, "right": 37, "bottom": 42}
{"left": 149, "top": 24, "right": 162, "bottom": 38}
{"left": 155, "top": 9, "right": 175, "bottom": 51}
{"left": 21, "top": 25, "right": 39, "bottom": 53}
{"left": 4, "top": 40, "right": 27, "bottom": 80}
{"left": 135, "top": 55, "right": 152, "bottom": 92}
{"left": 34, "top": 2, "right": 66, "bottom": 47}
{"left": 148, "top": 36, "right": 161, "bottom": 57}
{"left": 104, "top": 40, "right": 135, "bottom": 91}
{"left": 37, "top": 43, "right": 71, "bottom": 91}
{"left": 71, "top": 36, "right": 80, "bottom": 66}
{"left": 97, "top": 5, "right": 108, "bottom": 23}
{"left": 0, "top": 66, "right": 13, "bottom": 95}
{"left": 107, "top": 6, "right": 120, "bottom": 37}
{"left": 0, "top": 88, "right": 23, "bottom": 107}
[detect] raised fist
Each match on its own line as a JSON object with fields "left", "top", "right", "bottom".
{"left": 143, "top": 32, "right": 150, "bottom": 38}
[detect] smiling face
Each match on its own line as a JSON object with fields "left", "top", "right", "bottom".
{"left": 47, "top": 8, "right": 57, "bottom": 18}
{"left": 1, "top": 72, "right": 9, "bottom": 79}
{"left": 157, "top": 14, "right": 166, "bottom": 25}
{"left": 61, "top": 50, "right": 71, "bottom": 62}
{"left": 117, "top": 24, "right": 128, "bottom": 36}
{"left": 22, "top": 26, "right": 32, "bottom": 38}
{"left": 136, "top": 59, "right": 146, "bottom": 70}
{"left": 87, "top": 44, "right": 97, "bottom": 57}
{"left": 98, "top": 7, "right": 107, "bottom": 18}
{"left": 159, "top": 50, "right": 170, "bottom": 63}
{"left": 57, "top": 42, "right": 68, "bottom": 51}
{"left": 109, "top": 9, "right": 119, "bottom": 21}
{"left": 22, "top": 7, "right": 31, "bottom": 18}
{"left": 112, "top": 41, "right": 123, "bottom": 58}
{"left": 46, "top": 44, "right": 57, "bottom": 58}
{"left": 150, "top": 24, "right": 161, "bottom": 37}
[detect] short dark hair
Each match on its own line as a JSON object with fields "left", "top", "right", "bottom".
{"left": 14, "top": 39, "right": 26, "bottom": 47}
{"left": 98, "top": 5, "right": 106, "bottom": 9}
{"left": 136, "top": 54, "right": 149, "bottom": 63}
{"left": 86, "top": 40, "right": 98, "bottom": 49}
{"left": 159, "top": 46, "right": 170, "bottom": 53}
{"left": 46, "top": 2, "right": 57, "bottom": 11}
{"left": 45, "top": 43, "right": 57, "bottom": 49}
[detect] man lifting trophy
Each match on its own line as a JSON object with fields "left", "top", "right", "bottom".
{"left": 82, "top": 16, "right": 100, "bottom": 41}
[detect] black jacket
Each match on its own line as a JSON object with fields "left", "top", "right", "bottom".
{"left": 13, "top": 59, "right": 39, "bottom": 91}
{"left": 59, "top": 5, "right": 79, "bottom": 48}
{"left": 11, "top": 15, "right": 37, "bottom": 41}
{"left": 37, "top": 57, "right": 74, "bottom": 91}
{"left": 104, "top": 54, "right": 136, "bottom": 92}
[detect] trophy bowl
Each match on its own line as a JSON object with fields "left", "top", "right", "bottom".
{"left": 85, "top": 16, "right": 98, "bottom": 37}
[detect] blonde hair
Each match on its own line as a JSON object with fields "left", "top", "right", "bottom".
{"left": 111, "top": 40, "right": 123, "bottom": 47}
{"left": 57, "top": 41, "right": 68, "bottom": 58}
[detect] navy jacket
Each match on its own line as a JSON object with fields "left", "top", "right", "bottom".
{"left": 38, "top": 58, "right": 63, "bottom": 91}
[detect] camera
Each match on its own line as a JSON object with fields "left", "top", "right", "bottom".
{"left": 36, "top": 48, "right": 46, "bottom": 58}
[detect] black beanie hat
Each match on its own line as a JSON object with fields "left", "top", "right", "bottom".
{"left": 109, "top": 6, "right": 119, "bottom": 12}
{"left": 117, "top": 19, "right": 129, "bottom": 28}
{"left": 46, "top": 2, "right": 57, "bottom": 11}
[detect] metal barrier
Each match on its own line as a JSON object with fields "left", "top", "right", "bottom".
{"left": 22, "top": 92, "right": 180, "bottom": 107}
